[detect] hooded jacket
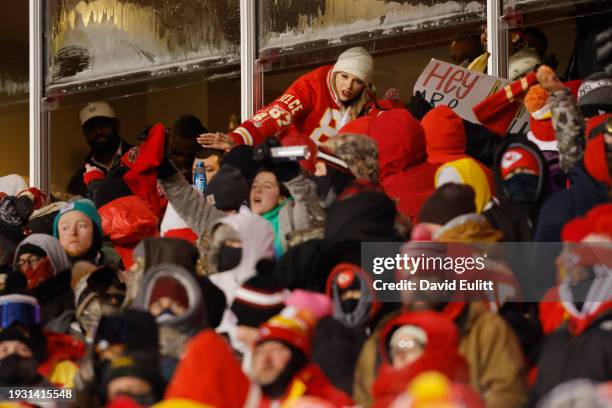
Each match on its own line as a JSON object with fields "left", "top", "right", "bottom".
{"left": 534, "top": 163, "right": 609, "bottom": 242}
{"left": 530, "top": 299, "right": 612, "bottom": 405}
{"left": 365, "top": 109, "right": 438, "bottom": 220}
{"left": 132, "top": 263, "right": 208, "bottom": 339}
{"left": 354, "top": 303, "right": 527, "bottom": 408}
{"left": 13, "top": 234, "right": 71, "bottom": 276}
{"left": 487, "top": 138, "right": 549, "bottom": 241}
{"left": 208, "top": 213, "right": 275, "bottom": 335}
{"left": 372, "top": 310, "right": 470, "bottom": 408}
{"left": 423, "top": 106, "right": 496, "bottom": 189}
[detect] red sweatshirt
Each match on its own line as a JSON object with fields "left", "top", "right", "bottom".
{"left": 230, "top": 66, "right": 365, "bottom": 146}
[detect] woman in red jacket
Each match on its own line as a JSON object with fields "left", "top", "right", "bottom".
{"left": 199, "top": 47, "right": 375, "bottom": 150}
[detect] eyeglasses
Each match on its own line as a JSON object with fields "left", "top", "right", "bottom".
{"left": 16, "top": 255, "right": 43, "bottom": 269}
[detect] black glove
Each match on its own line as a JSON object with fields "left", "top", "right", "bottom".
{"left": 156, "top": 127, "right": 179, "bottom": 180}
{"left": 253, "top": 137, "right": 301, "bottom": 182}
{"left": 405, "top": 91, "right": 433, "bottom": 120}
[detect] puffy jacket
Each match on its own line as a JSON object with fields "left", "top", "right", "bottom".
{"left": 372, "top": 310, "right": 470, "bottom": 408}
{"left": 366, "top": 109, "right": 438, "bottom": 220}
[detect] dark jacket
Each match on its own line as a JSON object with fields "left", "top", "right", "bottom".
{"left": 67, "top": 139, "right": 133, "bottom": 197}
{"left": 484, "top": 139, "right": 550, "bottom": 242}
{"left": 529, "top": 308, "right": 612, "bottom": 406}
{"left": 534, "top": 162, "right": 609, "bottom": 242}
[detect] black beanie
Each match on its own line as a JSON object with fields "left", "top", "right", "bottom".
{"left": 419, "top": 183, "right": 476, "bottom": 225}
{"left": 221, "top": 145, "right": 257, "bottom": 183}
{"left": 0, "top": 323, "right": 47, "bottom": 362}
{"left": 231, "top": 260, "right": 287, "bottom": 328}
{"left": 94, "top": 310, "right": 159, "bottom": 352}
{"left": 100, "top": 350, "right": 165, "bottom": 403}
{"left": 0, "top": 196, "right": 33, "bottom": 245}
{"left": 204, "top": 165, "right": 249, "bottom": 211}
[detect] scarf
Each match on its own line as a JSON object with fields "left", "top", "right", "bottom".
{"left": 262, "top": 199, "right": 290, "bottom": 258}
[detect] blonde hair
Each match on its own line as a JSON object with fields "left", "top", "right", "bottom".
{"left": 332, "top": 72, "right": 373, "bottom": 122}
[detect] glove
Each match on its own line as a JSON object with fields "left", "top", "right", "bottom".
{"left": 253, "top": 137, "right": 301, "bottom": 182}
{"left": 405, "top": 91, "right": 433, "bottom": 120}
{"left": 156, "top": 127, "right": 178, "bottom": 180}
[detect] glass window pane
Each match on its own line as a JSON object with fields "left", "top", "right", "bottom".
{"left": 0, "top": 1, "right": 28, "bottom": 181}
{"left": 259, "top": 0, "right": 485, "bottom": 61}
{"left": 47, "top": 0, "right": 240, "bottom": 92}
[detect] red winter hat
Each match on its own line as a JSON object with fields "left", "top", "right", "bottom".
{"left": 473, "top": 72, "right": 538, "bottom": 136}
{"left": 256, "top": 307, "right": 316, "bottom": 357}
{"left": 149, "top": 277, "right": 189, "bottom": 309}
{"left": 524, "top": 85, "right": 556, "bottom": 143}
{"left": 561, "top": 203, "right": 612, "bottom": 242}
{"left": 422, "top": 106, "right": 466, "bottom": 164}
{"left": 500, "top": 146, "right": 541, "bottom": 180}
{"left": 583, "top": 114, "right": 612, "bottom": 187}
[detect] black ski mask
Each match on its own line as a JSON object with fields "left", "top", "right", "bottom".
{"left": 503, "top": 174, "right": 540, "bottom": 207}
{"left": 0, "top": 354, "right": 41, "bottom": 386}
{"left": 311, "top": 169, "right": 354, "bottom": 208}
{"left": 217, "top": 244, "right": 242, "bottom": 272}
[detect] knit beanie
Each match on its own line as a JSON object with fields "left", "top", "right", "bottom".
{"left": 508, "top": 47, "right": 541, "bottom": 81}
{"left": 231, "top": 272, "right": 288, "bottom": 328}
{"left": 94, "top": 309, "right": 159, "bottom": 352}
{"left": 221, "top": 145, "right": 257, "bottom": 184}
{"left": 149, "top": 277, "right": 189, "bottom": 310}
{"left": 204, "top": 165, "right": 249, "bottom": 211}
{"left": 500, "top": 146, "right": 541, "bottom": 180}
{"left": 256, "top": 306, "right": 316, "bottom": 358}
{"left": 331, "top": 47, "right": 374, "bottom": 86}
{"left": 53, "top": 199, "right": 103, "bottom": 238}
{"left": 0, "top": 195, "right": 34, "bottom": 245}
{"left": 418, "top": 183, "right": 476, "bottom": 225}
{"left": 578, "top": 71, "right": 612, "bottom": 117}
{"left": 524, "top": 84, "right": 556, "bottom": 143}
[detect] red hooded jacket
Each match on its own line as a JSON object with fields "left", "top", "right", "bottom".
{"left": 372, "top": 310, "right": 470, "bottom": 408}
{"left": 339, "top": 109, "right": 439, "bottom": 220}
{"left": 421, "top": 106, "right": 495, "bottom": 193}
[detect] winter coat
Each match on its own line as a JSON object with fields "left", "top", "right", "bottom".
{"left": 486, "top": 138, "right": 550, "bottom": 241}
{"left": 165, "top": 330, "right": 252, "bottom": 408}
{"left": 372, "top": 310, "right": 470, "bottom": 408}
{"left": 354, "top": 303, "right": 528, "bottom": 408}
{"left": 530, "top": 307, "right": 612, "bottom": 406}
{"left": 229, "top": 65, "right": 373, "bottom": 146}
{"left": 166, "top": 330, "right": 353, "bottom": 408}
{"left": 258, "top": 363, "right": 354, "bottom": 408}
{"left": 534, "top": 163, "right": 609, "bottom": 242}
{"left": 67, "top": 139, "right": 133, "bottom": 197}
{"left": 208, "top": 213, "right": 275, "bottom": 320}
{"left": 365, "top": 108, "right": 438, "bottom": 220}
{"left": 160, "top": 171, "right": 323, "bottom": 254}
{"left": 33, "top": 269, "right": 74, "bottom": 327}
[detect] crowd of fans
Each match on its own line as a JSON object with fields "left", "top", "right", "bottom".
{"left": 0, "top": 19, "right": 611, "bottom": 408}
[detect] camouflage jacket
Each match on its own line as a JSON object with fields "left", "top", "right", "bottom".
{"left": 550, "top": 88, "right": 586, "bottom": 172}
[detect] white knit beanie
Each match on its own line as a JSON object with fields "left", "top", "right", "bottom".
{"left": 332, "top": 47, "right": 374, "bottom": 86}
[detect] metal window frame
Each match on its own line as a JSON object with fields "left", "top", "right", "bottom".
{"left": 29, "top": 0, "right": 49, "bottom": 192}
{"left": 30, "top": 1, "right": 507, "bottom": 189}
{"left": 487, "top": 0, "right": 508, "bottom": 78}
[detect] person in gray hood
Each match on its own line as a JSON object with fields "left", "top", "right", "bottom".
{"left": 131, "top": 263, "right": 215, "bottom": 379}
{"left": 14, "top": 233, "right": 72, "bottom": 289}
